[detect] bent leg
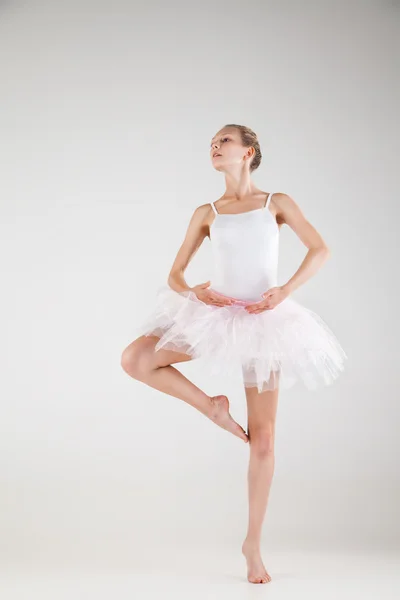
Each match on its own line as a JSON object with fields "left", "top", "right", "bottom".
{"left": 120, "top": 334, "right": 212, "bottom": 415}
{"left": 120, "top": 335, "right": 248, "bottom": 442}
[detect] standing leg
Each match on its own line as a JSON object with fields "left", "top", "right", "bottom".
{"left": 241, "top": 383, "right": 279, "bottom": 583}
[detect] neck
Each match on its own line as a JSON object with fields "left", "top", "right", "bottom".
{"left": 223, "top": 168, "right": 257, "bottom": 199}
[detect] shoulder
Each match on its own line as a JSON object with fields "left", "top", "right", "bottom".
{"left": 198, "top": 201, "right": 215, "bottom": 212}
{"left": 193, "top": 203, "right": 218, "bottom": 239}
{"left": 269, "top": 192, "right": 299, "bottom": 226}
{"left": 185, "top": 203, "right": 216, "bottom": 232}
{"left": 192, "top": 202, "right": 215, "bottom": 220}
{"left": 270, "top": 192, "right": 294, "bottom": 205}
{"left": 270, "top": 192, "right": 299, "bottom": 211}
{"left": 186, "top": 203, "right": 213, "bottom": 219}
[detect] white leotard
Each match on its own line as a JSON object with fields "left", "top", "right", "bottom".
{"left": 209, "top": 192, "right": 279, "bottom": 302}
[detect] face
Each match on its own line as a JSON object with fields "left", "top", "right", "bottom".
{"left": 210, "top": 128, "right": 253, "bottom": 171}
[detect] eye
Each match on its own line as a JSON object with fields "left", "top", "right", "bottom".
{"left": 210, "top": 137, "right": 230, "bottom": 148}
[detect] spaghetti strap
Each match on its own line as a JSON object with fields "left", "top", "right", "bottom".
{"left": 210, "top": 202, "right": 218, "bottom": 215}
{"left": 265, "top": 192, "right": 273, "bottom": 209}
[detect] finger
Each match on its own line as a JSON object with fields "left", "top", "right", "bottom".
{"left": 246, "top": 302, "right": 263, "bottom": 310}
{"left": 206, "top": 295, "right": 229, "bottom": 305}
{"left": 210, "top": 295, "right": 232, "bottom": 303}
{"left": 247, "top": 304, "right": 268, "bottom": 313}
{"left": 209, "top": 294, "right": 233, "bottom": 305}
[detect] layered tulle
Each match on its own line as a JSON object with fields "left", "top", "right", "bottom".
{"left": 134, "top": 285, "right": 347, "bottom": 392}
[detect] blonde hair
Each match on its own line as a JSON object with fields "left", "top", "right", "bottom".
{"left": 223, "top": 123, "right": 262, "bottom": 172}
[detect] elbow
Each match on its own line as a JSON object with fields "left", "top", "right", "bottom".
{"left": 321, "top": 245, "right": 331, "bottom": 260}
{"left": 312, "top": 245, "right": 330, "bottom": 260}
{"left": 167, "top": 270, "right": 181, "bottom": 286}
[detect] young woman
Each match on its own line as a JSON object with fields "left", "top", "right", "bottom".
{"left": 121, "top": 124, "right": 347, "bottom": 584}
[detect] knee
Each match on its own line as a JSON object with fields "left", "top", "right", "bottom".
{"left": 249, "top": 424, "right": 275, "bottom": 458}
{"left": 120, "top": 341, "right": 150, "bottom": 379}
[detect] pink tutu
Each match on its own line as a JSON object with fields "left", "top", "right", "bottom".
{"left": 134, "top": 284, "right": 347, "bottom": 392}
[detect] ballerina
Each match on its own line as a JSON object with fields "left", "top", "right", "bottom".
{"left": 121, "top": 123, "right": 347, "bottom": 584}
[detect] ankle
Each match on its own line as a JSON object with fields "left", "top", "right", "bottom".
{"left": 207, "top": 394, "right": 223, "bottom": 418}
{"left": 243, "top": 537, "right": 261, "bottom": 550}
{"left": 204, "top": 395, "right": 215, "bottom": 417}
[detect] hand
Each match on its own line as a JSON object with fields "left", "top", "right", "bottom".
{"left": 191, "top": 281, "right": 234, "bottom": 306}
{"left": 245, "top": 286, "right": 290, "bottom": 314}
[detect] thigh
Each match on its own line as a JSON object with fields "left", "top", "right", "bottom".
{"left": 122, "top": 334, "right": 194, "bottom": 370}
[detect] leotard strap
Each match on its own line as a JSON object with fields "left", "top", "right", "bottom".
{"left": 210, "top": 202, "right": 218, "bottom": 215}
{"left": 265, "top": 192, "right": 274, "bottom": 209}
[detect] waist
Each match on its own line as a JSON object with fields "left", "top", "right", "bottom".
{"left": 210, "top": 274, "right": 277, "bottom": 302}
{"left": 210, "top": 290, "right": 252, "bottom": 305}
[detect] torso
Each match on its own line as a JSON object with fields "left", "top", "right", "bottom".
{"left": 208, "top": 192, "right": 281, "bottom": 302}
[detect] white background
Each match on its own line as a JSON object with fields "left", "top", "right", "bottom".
{"left": 1, "top": 0, "right": 399, "bottom": 597}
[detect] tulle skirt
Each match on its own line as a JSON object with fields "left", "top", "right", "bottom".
{"left": 134, "top": 284, "right": 347, "bottom": 392}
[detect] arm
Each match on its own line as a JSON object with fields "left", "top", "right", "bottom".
{"left": 274, "top": 193, "right": 331, "bottom": 295}
{"left": 167, "top": 204, "right": 211, "bottom": 293}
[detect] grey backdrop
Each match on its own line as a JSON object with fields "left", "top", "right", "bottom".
{"left": 1, "top": 0, "right": 399, "bottom": 595}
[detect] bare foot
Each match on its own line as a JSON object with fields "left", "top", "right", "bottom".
{"left": 207, "top": 395, "right": 249, "bottom": 443}
{"left": 241, "top": 539, "right": 271, "bottom": 584}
